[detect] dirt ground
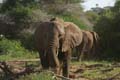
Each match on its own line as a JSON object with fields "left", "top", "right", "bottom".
{"left": 0, "top": 60, "right": 120, "bottom": 80}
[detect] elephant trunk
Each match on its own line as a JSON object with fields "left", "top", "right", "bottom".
{"left": 47, "top": 34, "right": 60, "bottom": 74}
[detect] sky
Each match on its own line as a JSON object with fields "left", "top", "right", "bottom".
{"left": 0, "top": 0, "right": 2, "bottom": 3}
{"left": 0, "top": 0, "right": 116, "bottom": 11}
{"left": 81, "top": 0, "right": 116, "bottom": 11}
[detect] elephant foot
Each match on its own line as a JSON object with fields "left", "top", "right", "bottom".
{"left": 50, "top": 67, "right": 58, "bottom": 74}
{"left": 69, "top": 74, "right": 77, "bottom": 79}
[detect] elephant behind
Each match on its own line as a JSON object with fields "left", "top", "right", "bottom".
{"left": 76, "top": 30, "right": 99, "bottom": 61}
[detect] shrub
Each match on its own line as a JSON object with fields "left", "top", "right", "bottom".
{"left": 20, "top": 33, "right": 35, "bottom": 50}
{"left": 58, "top": 14, "right": 88, "bottom": 29}
{"left": 94, "top": 1, "right": 120, "bottom": 60}
{"left": 0, "top": 38, "right": 38, "bottom": 60}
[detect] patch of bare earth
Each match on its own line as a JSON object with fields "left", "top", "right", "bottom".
{"left": 1, "top": 60, "right": 120, "bottom": 80}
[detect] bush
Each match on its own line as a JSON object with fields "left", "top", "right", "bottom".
{"left": 0, "top": 38, "right": 38, "bottom": 61}
{"left": 94, "top": 1, "right": 120, "bottom": 60}
{"left": 58, "top": 14, "right": 88, "bottom": 29}
{"left": 0, "top": 0, "right": 40, "bottom": 39}
{"left": 20, "top": 33, "right": 35, "bottom": 50}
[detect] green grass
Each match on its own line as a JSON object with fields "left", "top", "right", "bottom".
{"left": 0, "top": 38, "right": 38, "bottom": 61}
{"left": 0, "top": 71, "right": 55, "bottom": 80}
{"left": 81, "top": 67, "right": 120, "bottom": 80}
{"left": 0, "top": 52, "right": 38, "bottom": 61}
{"left": 71, "top": 60, "right": 111, "bottom": 66}
{"left": 71, "top": 60, "right": 120, "bottom": 80}
{"left": 17, "top": 72, "right": 55, "bottom": 80}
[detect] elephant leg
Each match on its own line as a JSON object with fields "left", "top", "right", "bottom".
{"left": 77, "top": 47, "right": 84, "bottom": 62}
{"left": 79, "top": 52, "right": 84, "bottom": 62}
{"left": 76, "top": 39, "right": 85, "bottom": 61}
{"left": 76, "top": 47, "right": 81, "bottom": 61}
{"left": 48, "top": 48, "right": 60, "bottom": 74}
{"left": 62, "top": 50, "right": 71, "bottom": 78}
{"left": 79, "top": 42, "right": 87, "bottom": 62}
{"left": 77, "top": 51, "right": 81, "bottom": 61}
{"left": 39, "top": 51, "right": 49, "bottom": 69}
{"left": 77, "top": 47, "right": 83, "bottom": 61}
{"left": 90, "top": 46, "right": 97, "bottom": 59}
{"left": 58, "top": 60, "right": 63, "bottom": 76}
{"left": 58, "top": 52, "right": 64, "bottom": 75}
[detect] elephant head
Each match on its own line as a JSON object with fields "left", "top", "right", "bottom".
{"left": 34, "top": 18, "right": 65, "bottom": 74}
{"left": 62, "top": 22, "right": 83, "bottom": 52}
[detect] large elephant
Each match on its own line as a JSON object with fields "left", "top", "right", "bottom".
{"left": 59, "top": 21, "right": 83, "bottom": 77}
{"left": 34, "top": 17, "right": 83, "bottom": 77}
{"left": 76, "top": 30, "right": 99, "bottom": 61}
{"left": 34, "top": 19, "right": 65, "bottom": 74}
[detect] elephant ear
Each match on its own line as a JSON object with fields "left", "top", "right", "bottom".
{"left": 62, "top": 22, "right": 83, "bottom": 52}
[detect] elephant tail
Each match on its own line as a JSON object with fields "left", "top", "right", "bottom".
{"left": 92, "top": 32, "right": 99, "bottom": 46}
{"left": 91, "top": 31, "right": 100, "bottom": 55}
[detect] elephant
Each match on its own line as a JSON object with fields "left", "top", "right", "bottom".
{"left": 76, "top": 30, "right": 99, "bottom": 61}
{"left": 34, "top": 18, "right": 65, "bottom": 74}
{"left": 34, "top": 17, "right": 83, "bottom": 78}
{"left": 58, "top": 21, "right": 83, "bottom": 77}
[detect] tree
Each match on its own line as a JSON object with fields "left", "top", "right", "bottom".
{"left": 0, "top": 0, "right": 86, "bottom": 38}
{"left": 0, "top": 0, "right": 39, "bottom": 38}
{"left": 94, "top": 0, "right": 120, "bottom": 60}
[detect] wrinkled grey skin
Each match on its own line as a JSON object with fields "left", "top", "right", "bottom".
{"left": 34, "top": 20, "right": 65, "bottom": 74}
{"left": 59, "top": 22, "right": 83, "bottom": 77}
{"left": 34, "top": 18, "right": 83, "bottom": 78}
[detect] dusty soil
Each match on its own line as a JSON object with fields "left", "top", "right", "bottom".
{"left": 0, "top": 60, "right": 120, "bottom": 80}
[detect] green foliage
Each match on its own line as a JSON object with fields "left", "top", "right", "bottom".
{"left": 9, "top": 5, "right": 32, "bottom": 23}
{"left": 0, "top": 0, "right": 86, "bottom": 39}
{"left": 0, "top": 0, "right": 40, "bottom": 38}
{"left": 5, "top": 0, "right": 38, "bottom": 23}
{"left": 0, "top": 0, "right": 39, "bottom": 24}
{"left": 58, "top": 14, "right": 88, "bottom": 29}
{"left": 0, "top": 38, "right": 38, "bottom": 61}
{"left": 94, "top": 0, "right": 120, "bottom": 60}
{"left": 0, "top": 0, "right": 37, "bottom": 13}
{"left": 85, "top": 11, "right": 100, "bottom": 24}
{"left": 112, "top": 0, "right": 120, "bottom": 13}
{"left": 20, "top": 33, "right": 35, "bottom": 50}
{"left": 39, "top": 0, "right": 83, "bottom": 4}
